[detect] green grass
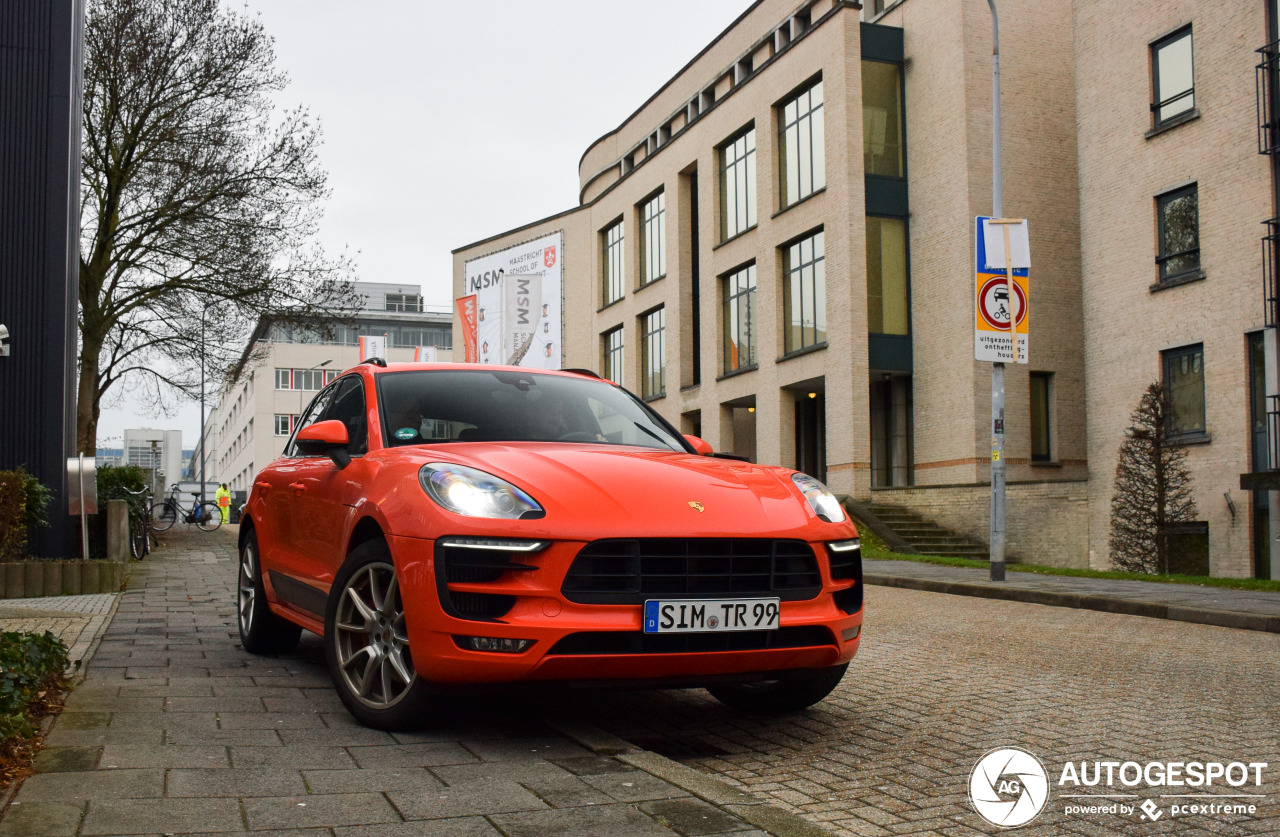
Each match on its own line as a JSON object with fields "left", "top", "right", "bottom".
{"left": 857, "top": 528, "right": 1280, "bottom": 593}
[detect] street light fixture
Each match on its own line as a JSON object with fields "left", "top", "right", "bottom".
{"left": 297, "top": 359, "right": 333, "bottom": 427}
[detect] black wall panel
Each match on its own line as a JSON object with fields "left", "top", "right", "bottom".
{"left": 0, "top": 0, "right": 83, "bottom": 557}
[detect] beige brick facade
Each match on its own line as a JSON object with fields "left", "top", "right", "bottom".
{"left": 452, "top": 0, "right": 1274, "bottom": 576}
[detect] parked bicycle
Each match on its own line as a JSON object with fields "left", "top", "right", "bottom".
{"left": 151, "top": 485, "right": 222, "bottom": 532}
{"left": 123, "top": 486, "right": 157, "bottom": 558}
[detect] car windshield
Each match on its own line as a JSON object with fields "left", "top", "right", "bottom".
{"left": 377, "top": 369, "right": 687, "bottom": 451}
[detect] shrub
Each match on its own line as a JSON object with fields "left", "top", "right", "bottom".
{"left": 0, "top": 631, "right": 70, "bottom": 742}
{"left": 0, "top": 470, "right": 30, "bottom": 562}
{"left": 89, "top": 464, "right": 150, "bottom": 558}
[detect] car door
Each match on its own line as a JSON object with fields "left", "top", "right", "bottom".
{"left": 258, "top": 381, "right": 339, "bottom": 590}
{"left": 290, "top": 374, "right": 371, "bottom": 587}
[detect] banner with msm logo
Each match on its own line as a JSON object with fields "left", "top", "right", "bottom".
{"left": 461, "top": 231, "right": 562, "bottom": 369}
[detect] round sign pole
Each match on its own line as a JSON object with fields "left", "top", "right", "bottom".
{"left": 986, "top": 0, "right": 1006, "bottom": 582}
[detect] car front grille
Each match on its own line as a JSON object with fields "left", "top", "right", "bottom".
{"left": 561, "top": 538, "right": 822, "bottom": 605}
{"left": 545, "top": 625, "right": 834, "bottom": 655}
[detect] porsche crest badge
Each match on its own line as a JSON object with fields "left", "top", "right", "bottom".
{"left": 688, "top": 501, "right": 705, "bottom": 512}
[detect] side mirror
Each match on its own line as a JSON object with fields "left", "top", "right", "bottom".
{"left": 684, "top": 435, "right": 714, "bottom": 456}
{"left": 296, "top": 420, "right": 351, "bottom": 468}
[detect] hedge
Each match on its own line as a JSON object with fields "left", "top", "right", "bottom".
{"left": 0, "top": 631, "right": 70, "bottom": 742}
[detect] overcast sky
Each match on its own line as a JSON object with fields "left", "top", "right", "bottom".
{"left": 97, "top": 0, "right": 752, "bottom": 451}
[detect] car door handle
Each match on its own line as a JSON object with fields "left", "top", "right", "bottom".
{"left": 289, "top": 482, "right": 307, "bottom": 492}
{"left": 254, "top": 481, "right": 271, "bottom": 490}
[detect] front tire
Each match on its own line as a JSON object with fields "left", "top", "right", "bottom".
{"left": 150, "top": 501, "right": 176, "bottom": 531}
{"left": 707, "top": 663, "right": 848, "bottom": 714}
{"left": 238, "top": 529, "right": 302, "bottom": 655}
{"left": 325, "top": 539, "right": 434, "bottom": 730}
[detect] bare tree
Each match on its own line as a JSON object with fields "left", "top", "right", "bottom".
{"left": 78, "top": 0, "right": 360, "bottom": 453}
{"left": 1109, "top": 381, "right": 1198, "bottom": 573}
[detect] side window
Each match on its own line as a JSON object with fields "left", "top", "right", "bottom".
{"left": 284, "top": 382, "right": 338, "bottom": 457}
{"left": 323, "top": 376, "right": 369, "bottom": 456}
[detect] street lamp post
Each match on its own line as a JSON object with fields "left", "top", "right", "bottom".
{"left": 986, "top": 0, "right": 1007, "bottom": 582}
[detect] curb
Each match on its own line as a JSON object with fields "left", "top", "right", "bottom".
{"left": 548, "top": 720, "right": 834, "bottom": 837}
{"left": 865, "top": 572, "right": 1280, "bottom": 634}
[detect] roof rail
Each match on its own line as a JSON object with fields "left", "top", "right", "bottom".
{"left": 561, "top": 367, "right": 601, "bottom": 379}
{"left": 361, "top": 357, "right": 388, "bottom": 367}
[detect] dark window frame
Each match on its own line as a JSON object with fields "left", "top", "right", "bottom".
{"left": 1151, "top": 26, "right": 1195, "bottom": 128}
{"left": 778, "top": 77, "right": 826, "bottom": 208}
{"left": 722, "top": 263, "right": 757, "bottom": 374}
{"left": 1030, "top": 371, "right": 1052, "bottom": 463}
{"left": 1156, "top": 184, "right": 1200, "bottom": 282}
{"left": 602, "top": 218, "right": 625, "bottom": 306}
{"left": 602, "top": 325, "right": 625, "bottom": 387}
{"left": 638, "top": 189, "right": 666, "bottom": 287}
{"left": 782, "top": 228, "right": 827, "bottom": 354}
{"left": 719, "top": 126, "right": 757, "bottom": 241}
{"left": 1162, "top": 343, "right": 1207, "bottom": 439}
{"left": 640, "top": 306, "right": 666, "bottom": 399}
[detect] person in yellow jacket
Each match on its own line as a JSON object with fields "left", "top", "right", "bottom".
{"left": 216, "top": 483, "right": 231, "bottom": 524}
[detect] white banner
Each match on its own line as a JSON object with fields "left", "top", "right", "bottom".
{"left": 359, "top": 334, "right": 386, "bottom": 362}
{"left": 413, "top": 346, "right": 438, "bottom": 362}
{"left": 463, "top": 231, "right": 562, "bottom": 368}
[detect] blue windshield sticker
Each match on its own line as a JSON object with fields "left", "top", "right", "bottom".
{"left": 394, "top": 427, "right": 416, "bottom": 440}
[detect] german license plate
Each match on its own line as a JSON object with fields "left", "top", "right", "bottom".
{"left": 643, "top": 598, "right": 780, "bottom": 634}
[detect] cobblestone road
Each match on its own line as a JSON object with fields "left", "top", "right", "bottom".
{"left": 559, "top": 586, "right": 1280, "bottom": 836}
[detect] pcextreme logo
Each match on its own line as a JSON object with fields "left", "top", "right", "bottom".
{"left": 968, "top": 747, "right": 1270, "bottom": 829}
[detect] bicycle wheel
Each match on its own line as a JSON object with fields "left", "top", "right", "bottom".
{"left": 196, "top": 501, "right": 223, "bottom": 531}
{"left": 129, "top": 518, "right": 144, "bottom": 559}
{"left": 150, "top": 501, "right": 177, "bottom": 531}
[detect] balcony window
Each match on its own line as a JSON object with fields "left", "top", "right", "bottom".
{"left": 640, "top": 308, "right": 666, "bottom": 398}
{"left": 722, "top": 264, "right": 757, "bottom": 373}
{"left": 862, "top": 61, "right": 904, "bottom": 177}
{"left": 866, "top": 217, "right": 909, "bottom": 335}
{"left": 639, "top": 191, "right": 666, "bottom": 286}
{"left": 1163, "top": 344, "right": 1206, "bottom": 438}
{"left": 1152, "top": 27, "right": 1195, "bottom": 127}
{"left": 602, "top": 220, "right": 625, "bottom": 305}
{"left": 720, "top": 128, "right": 757, "bottom": 240}
{"left": 779, "top": 80, "right": 826, "bottom": 206}
{"left": 603, "top": 326, "right": 624, "bottom": 386}
{"left": 783, "top": 230, "right": 826, "bottom": 352}
{"left": 1156, "top": 184, "right": 1200, "bottom": 281}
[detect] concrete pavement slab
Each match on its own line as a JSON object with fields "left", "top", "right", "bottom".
{"left": 80, "top": 798, "right": 243, "bottom": 835}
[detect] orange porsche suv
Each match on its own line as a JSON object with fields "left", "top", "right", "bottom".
{"left": 238, "top": 363, "right": 863, "bottom": 729}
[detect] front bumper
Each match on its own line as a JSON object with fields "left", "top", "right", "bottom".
{"left": 388, "top": 534, "right": 863, "bottom": 685}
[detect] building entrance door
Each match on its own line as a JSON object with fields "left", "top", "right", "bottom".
{"left": 870, "top": 374, "right": 913, "bottom": 487}
{"left": 795, "top": 392, "right": 825, "bottom": 481}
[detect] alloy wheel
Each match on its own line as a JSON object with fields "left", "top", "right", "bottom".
{"left": 333, "top": 562, "right": 416, "bottom": 709}
{"left": 238, "top": 541, "right": 257, "bottom": 634}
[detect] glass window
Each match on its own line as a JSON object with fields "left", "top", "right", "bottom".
{"left": 603, "top": 326, "right": 624, "bottom": 387}
{"left": 322, "top": 376, "right": 368, "bottom": 456}
{"left": 1030, "top": 372, "right": 1051, "bottom": 462}
{"left": 275, "top": 368, "right": 291, "bottom": 390}
{"left": 783, "top": 230, "right": 826, "bottom": 352}
{"left": 376, "top": 369, "right": 685, "bottom": 450}
{"left": 720, "top": 128, "right": 757, "bottom": 240}
{"left": 862, "top": 61, "right": 904, "bottom": 177}
{"left": 780, "top": 80, "right": 826, "bottom": 206}
{"left": 384, "top": 293, "right": 422, "bottom": 312}
{"left": 640, "top": 308, "right": 666, "bottom": 399}
{"left": 640, "top": 192, "right": 666, "bottom": 285}
{"left": 603, "top": 220, "right": 625, "bottom": 305}
{"left": 273, "top": 414, "right": 297, "bottom": 437}
{"left": 866, "top": 217, "right": 909, "bottom": 335}
{"left": 1157, "top": 185, "right": 1199, "bottom": 280}
{"left": 1152, "top": 28, "right": 1194, "bottom": 126}
{"left": 723, "top": 264, "right": 757, "bottom": 373}
{"left": 285, "top": 382, "right": 338, "bottom": 457}
{"left": 1163, "top": 344, "right": 1206, "bottom": 437}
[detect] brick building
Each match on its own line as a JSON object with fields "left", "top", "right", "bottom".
{"left": 453, "top": 0, "right": 1277, "bottom": 578}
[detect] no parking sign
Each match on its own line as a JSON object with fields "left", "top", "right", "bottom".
{"left": 975, "top": 216, "right": 1030, "bottom": 364}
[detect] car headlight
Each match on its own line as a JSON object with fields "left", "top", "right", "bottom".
{"left": 791, "top": 473, "right": 845, "bottom": 523}
{"left": 419, "top": 463, "right": 544, "bottom": 519}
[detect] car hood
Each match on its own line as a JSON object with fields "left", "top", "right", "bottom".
{"left": 393, "top": 442, "right": 843, "bottom": 540}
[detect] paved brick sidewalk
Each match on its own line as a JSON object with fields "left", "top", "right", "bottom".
{"left": 0, "top": 593, "right": 120, "bottom": 668}
{"left": 865, "top": 557, "right": 1280, "bottom": 632}
{"left": 0, "top": 526, "right": 813, "bottom": 837}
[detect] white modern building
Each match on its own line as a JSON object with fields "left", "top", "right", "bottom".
{"left": 121, "top": 428, "right": 185, "bottom": 494}
{"left": 205, "top": 283, "right": 454, "bottom": 492}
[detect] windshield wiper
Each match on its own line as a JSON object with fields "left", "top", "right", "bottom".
{"left": 632, "top": 421, "right": 681, "bottom": 451}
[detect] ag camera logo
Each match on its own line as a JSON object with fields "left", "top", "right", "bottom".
{"left": 969, "top": 747, "right": 1050, "bottom": 828}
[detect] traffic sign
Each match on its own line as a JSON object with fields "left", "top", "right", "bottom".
{"left": 975, "top": 216, "right": 1029, "bottom": 364}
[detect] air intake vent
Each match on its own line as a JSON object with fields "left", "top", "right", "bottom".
{"left": 562, "top": 539, "right": 822, "bottom": 605}
{"left": 434, "top": 538, "right": 542, "bottom": 622}
{"left": 546, "top": 626, "right": 833, "bottom": 655}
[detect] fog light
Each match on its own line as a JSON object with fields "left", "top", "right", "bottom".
{"left": 459, "top": 635, "right": 532, "bottom": 653}
{"left": 841, "top": 625, "right": 861, "bottom": 642}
